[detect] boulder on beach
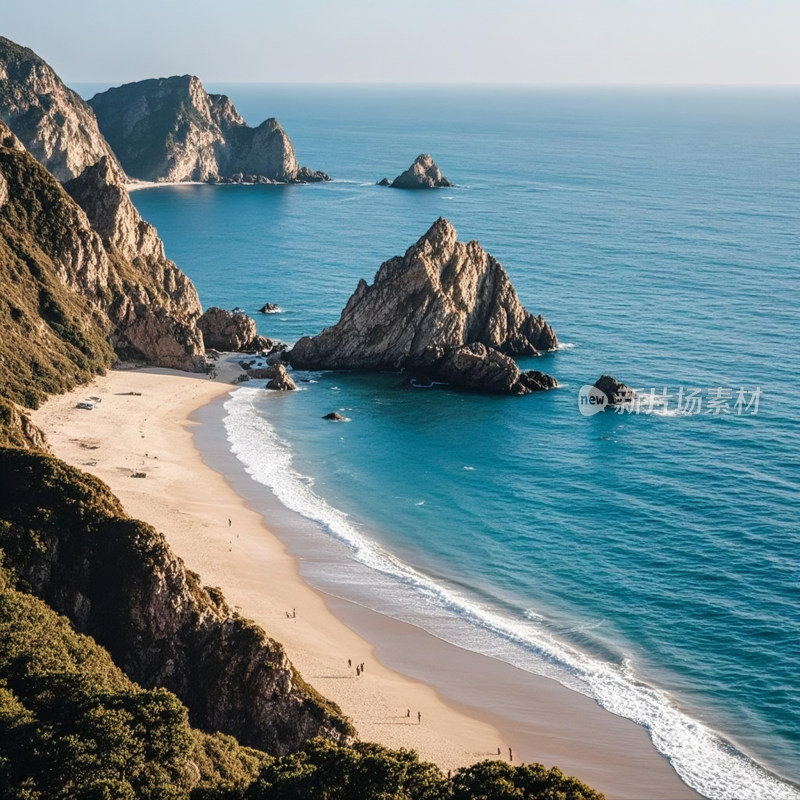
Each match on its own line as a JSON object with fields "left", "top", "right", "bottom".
{"left": 322, "top": 412, "right": 347, "bottom": 421}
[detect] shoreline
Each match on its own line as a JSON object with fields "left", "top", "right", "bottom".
{"left": 31, "top": 365, "right": 700, "bottom": 799}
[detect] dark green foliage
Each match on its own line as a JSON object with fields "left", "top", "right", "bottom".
{"left": 244, "top": 739, "right": 449, "bottom": 800}
{"left": 0, "top": 567, "right": 253, "bottom": 800}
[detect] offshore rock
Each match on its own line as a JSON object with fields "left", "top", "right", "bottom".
{"left": 289, "top": 218, "right": 557, "bottom": 394}
{"left": 594, "top": 374, "right": 636, "bottom": 406}
{"left": 89, "top": 75, "right": 328, "bottom": 183}
{"left": 390, "top": 154, "right": 451, "bottom": 189}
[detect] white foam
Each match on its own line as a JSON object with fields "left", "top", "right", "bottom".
{"left": 222, "top": 388, "right": 799, "bottom": 800}
{"left": 557, "top": 342, "right": 577, "bottom": 350}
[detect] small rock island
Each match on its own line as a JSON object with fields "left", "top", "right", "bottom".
{"left": 378, "top": 154, "right": 452, "bottom": 189}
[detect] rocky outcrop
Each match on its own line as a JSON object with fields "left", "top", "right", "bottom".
{"left": 594, "top": 375, "right": 636, "bottom": 406}
{"left": 431, "top": 343, "right": 557, "bottom": 394}
{"left": 266, "top": 364, "right": 297, "bottom": 391}
{"left": 322, "top": 412, "right": 347, "bottom": 421}
{"left": 289, "top": 218, "right": 557, "bottom": 394}
{"left": 0, "top": 449, "right": 354, "bottom": 754}
{"left": 88, "top": 76, "right": 328, "bottom": 184}
{"left": 259, "top": 302, "right": 282, "bottom": 313}
{"left": 197, "top": 307, "right": 273, "bottom": 352}
{"left": 385, "top": 154, "right": 452, "bottom": 189}
{"left": 0, "top": 36, "right": 124, "bottom": 181}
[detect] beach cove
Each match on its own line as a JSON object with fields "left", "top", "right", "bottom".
{"left": 32, "top": 364, "right": 698, "bottom": 799}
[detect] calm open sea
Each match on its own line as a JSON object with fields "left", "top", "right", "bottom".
{"left": 88, "top": 84, "right": 800, "bottom": 799}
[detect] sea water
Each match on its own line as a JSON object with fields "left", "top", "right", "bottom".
{"left": 112, "top": 86, "right": 799, "bottom": 799}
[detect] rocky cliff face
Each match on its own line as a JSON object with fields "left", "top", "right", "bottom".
{"left": 289, "top": 218, "right": 557, "bottom": 394}
{"left": 386, "top": 154, "right": 451, "bottom": 189}
{"left": 0, "top": 449, "right": 354, "bottom": 755}
{"left": 64, "top": 158, "right": 204, "bottom": 369}
{"left": 0, "top": 123, "right": 203, "bottom": 376}
{"left": 88, "top": 76, "right": 328, "bottom": 183}
{"left": 0, "top": 36, "right": 124, "bottom": 182}
{"left": 0, "top": 39, "right": 206, "bottom": 372}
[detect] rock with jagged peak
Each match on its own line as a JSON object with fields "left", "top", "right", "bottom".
{"left": 0, "top": 36, "right": 125, "bottom": 181}
{"left": 389, "top": 154, "right": 451, "bottom": 189}
{"left": 289, "top": 218, "right": 557, "bottom": 394}
{"left": 88, "top": 75, "right": 328, "bottom": 183}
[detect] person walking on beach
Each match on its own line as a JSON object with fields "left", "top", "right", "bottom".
{"left": 356, "top": 666, "right": 361, "bottom": 676}
{"left": 348, "top": 659, "right": 352, "bottom": 668}
{"left": 417, "top": 711, "right": 421, "bottom": 725}
{"left": 509, "top": 747, "right": 513, "bottom": 762}
{"left": 228, "top": 518, "right": 231, "bottom": 527}
{"left": 407, "top": 709, "right": 410, "bottom": 718}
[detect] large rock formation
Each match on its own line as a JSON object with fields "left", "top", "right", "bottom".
{"left": 197, "top": 306, "right": 272, "bottom": 353}
{"left": 88, "top": 75, "right": 328, "bottom": 184}
{"left": 289, "top": 218, "right": 557, "bottom": 394}
{"left": 0, "top": 36, "right": 124, "bottom": 181}
{"left": 383, "top": 154, "right": 452, "bottom": 189}
{"left": 0, "top": 38, "right": 205, "bottom": 372}
{"left": 0, "top": 449, "right": 353, "bottom": 755}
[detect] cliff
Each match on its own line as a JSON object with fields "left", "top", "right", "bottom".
{"left": 0, "top": 124, "right": 202, "bottom": 405}
{"left": 0, "top": 36, "right": 124, "bottom": 182}
{"left": 88, "top": 75, "right": 328, "bottom": 183}
{"left": 290, "top": 218, "right": 558, "bottom": 394}
{"left": 0, "top": 38, "right": 206, "bottom": 372}
{"left": 0, "top": 449, "right": 354, "bottom": 754}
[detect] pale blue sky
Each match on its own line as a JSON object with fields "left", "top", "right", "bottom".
{"left": 4, "top": 0, "right": 799, "bottom": 85}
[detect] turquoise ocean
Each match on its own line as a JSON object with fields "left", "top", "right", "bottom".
{"left": 82, "top": 85, "right": 799, "bottom": 799}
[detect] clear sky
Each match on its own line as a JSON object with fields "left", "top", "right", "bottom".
{"left": 4, "top": 0, "right": 799, "bottom": 85}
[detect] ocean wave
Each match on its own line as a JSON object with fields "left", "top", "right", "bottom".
{"left": 223, "top": 388, "right": 799, "bottom": 800}
{"left": 556, "top": 342, "right": 577, "bottom": 350}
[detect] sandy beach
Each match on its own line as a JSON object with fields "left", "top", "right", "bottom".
{"left": 32, "top": 364, "right": 700, "bottom": 799}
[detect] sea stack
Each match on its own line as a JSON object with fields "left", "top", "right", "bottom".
{"left": 594, "top": 375, "right": 637, "bottom": 406}
{"left": 385, "top": 154, "right": 452, "bottom": 189}
{"left": 88, "top": 76, "right": 328, "bottom": 183}
{"left": 289, "top": 218, "right": 557, "bottom": 394}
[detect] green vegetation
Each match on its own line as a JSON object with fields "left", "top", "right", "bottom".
{"left": 0, "top": 558, "right": 603, "bottom": 799}
{"left": 0, "top": 146, "right": 115, "bottom": 409}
